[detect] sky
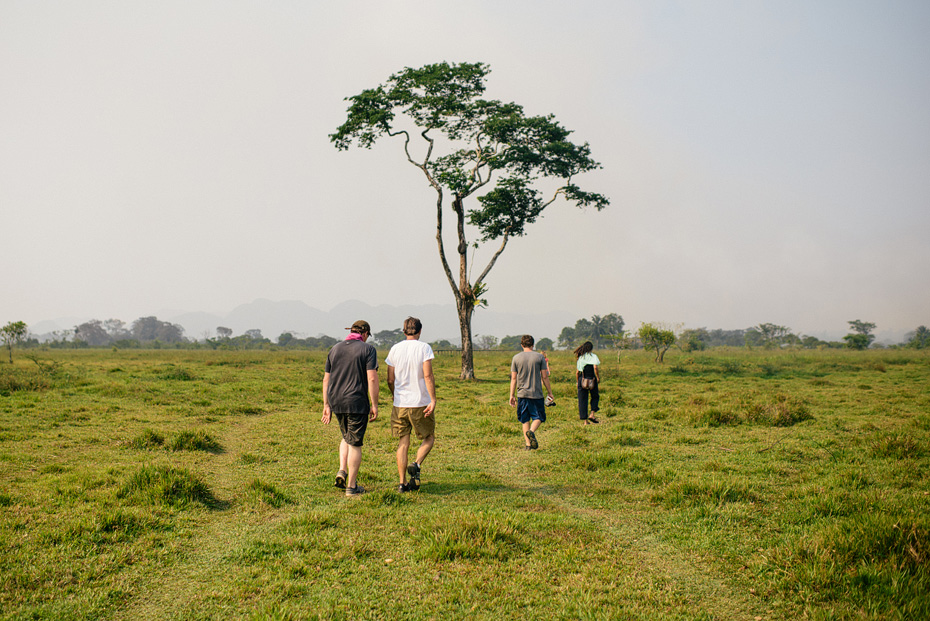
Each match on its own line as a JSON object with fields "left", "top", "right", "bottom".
{"left": 3, "top": 0, "right": 929, "bottom": 341}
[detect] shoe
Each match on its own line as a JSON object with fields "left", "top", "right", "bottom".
{"left": 396, "top": 483, "right": 409, "bottom": 493}
{"left": 407, "top": 462, "right": 421, "bottom": 488}
{"left": 345, "top": 484, "right": 366, "bottom": 497}
{"left": 526, "top": 430, "right": 538, "bottom": 450}
{"left": 334, "top": 470, "right": 347, "bottom": 489}
{"left": 545, "top": 395, "right": 556, "bottom": 407}
{"left": 524, "top": 445, "right": 532, "bottom": 450}
{"left": 588, "top": 415, "right": 600, "bottom": 424}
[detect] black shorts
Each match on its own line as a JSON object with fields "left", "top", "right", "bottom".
{"left": 335, "top": 411, "right": 369, "bottom": 447}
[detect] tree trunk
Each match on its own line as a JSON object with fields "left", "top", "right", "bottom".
{"left": 457, "top": 299, "right": 475, "bottom": 380}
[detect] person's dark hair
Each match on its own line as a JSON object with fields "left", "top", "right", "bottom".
{"left": 403, "top": 316, "right": 422, "bottom": 336}
{"left": 520, "top": 334, "right": 534, "bottom": 349}
{"left": 573, "top": 341, "right": 593, "bottom": 359}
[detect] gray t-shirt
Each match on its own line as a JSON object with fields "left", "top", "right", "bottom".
{"left": 511, "top": 350, "right": 546, "bottom": 399}
{"left": 325, "top": 339, "right": 378, "bottom": 414}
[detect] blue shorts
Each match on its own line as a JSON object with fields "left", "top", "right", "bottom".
{"left": 516, "top": 398, "right": 546, "bottom": 424}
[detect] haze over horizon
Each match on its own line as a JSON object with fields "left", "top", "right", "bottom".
{"left": 25, "top": 297, "right": 907, "bottom": 346}
{"left": 3, "top": 2, "right": 928, "bottom": 340}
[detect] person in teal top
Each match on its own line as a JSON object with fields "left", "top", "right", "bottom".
{"left": 574, "top": 341, "right": 601, "bottom": 424}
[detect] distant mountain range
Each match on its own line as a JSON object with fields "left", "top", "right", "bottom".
{"left": 27, "top": 299, "right": 910, "bottom": 345}
{"left": 29, "top": 299, "right": 577, "bottom": 344}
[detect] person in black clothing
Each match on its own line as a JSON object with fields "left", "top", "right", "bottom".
{"left": 574, "top": 341, "right": 601, "bottom": 425}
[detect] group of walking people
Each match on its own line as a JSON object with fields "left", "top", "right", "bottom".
{"left": 321, "top": 317, "right": 602, "bottom": 496}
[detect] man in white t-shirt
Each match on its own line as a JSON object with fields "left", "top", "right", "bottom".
{"left": 385, "top": 317, "right": 437, "bottom": 492}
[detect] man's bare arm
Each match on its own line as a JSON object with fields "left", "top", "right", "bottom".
{"left": 423, "top": 359, "right": 436, "bottom": 415}
{"left": 367, "top": 369, "right": 379, "bottom": 421}
{"left": 321, "top": 372, "right": 332, "bottom": 424}
{"left": 541, "top": 369, "right": 554, "bottom": 399}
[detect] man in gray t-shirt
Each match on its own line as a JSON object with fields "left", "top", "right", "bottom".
{"left": 322, "top": 320, "right": 379, "bottom": 497}
{"left": 509, "top": 334, "right": 555, "bottom": 450}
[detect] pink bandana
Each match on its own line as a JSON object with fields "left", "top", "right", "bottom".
{"left": 345, "top": 332, "right": 364, "bottom": 341}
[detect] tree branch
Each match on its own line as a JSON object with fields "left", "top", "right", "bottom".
{"left": 473, "top": 231, "right": 510, "bottom": 287}
{"left": 391, "top": 127, "right": 459, "bottom": 300}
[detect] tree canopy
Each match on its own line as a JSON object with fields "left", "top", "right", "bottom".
{"left": 558, "top": 314, "right": 625, "bottom": 350}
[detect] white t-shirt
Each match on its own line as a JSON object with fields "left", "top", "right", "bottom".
{"left": 385, "top": 339, "right": 435, "bottom": 408}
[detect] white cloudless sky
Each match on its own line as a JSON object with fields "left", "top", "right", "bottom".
{"left": 2, "top": 0, "right": 928, "bottom": 339}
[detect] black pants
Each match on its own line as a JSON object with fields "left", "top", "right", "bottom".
{"left": 577, "top": 378, "right": 599, "bottom": 420}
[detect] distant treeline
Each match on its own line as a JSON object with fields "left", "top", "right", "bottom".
{"left": 23, "top": 317, "right": 452, "bottom": 351}
{"left": 14, "top": 315, "right": 930, "bottom": 352}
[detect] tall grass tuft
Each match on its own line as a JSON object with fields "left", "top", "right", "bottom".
{"left": 655, "top": 477, "right": 760, "bottom": 508}
{"left": 159, "top": 365, "right": 196, "bottom": 381}
{"left": 572, "top": 450, "right": 625, "bottom": 472}
{"left": 128, "top": 428, "right": 165, "bottom": 449}
{"left": 718, "top": 359, "right": 743, "bottom": 375}
{"left": 743, "top": 394, "right": 813, "bottom": 427}
{"left": 246, "top": 479, "right": 294, "bottom": 508}
{"left": 167, "top": 430, "right": 222, "bottom": 453}
{"left": 418, "top": 510, "right": 528, "bottom": 561}
{"left": 92, "top": 509, "right": 167, "bottom": 544}
{"left": 871, "top": 433, "right": 925, "bottom": 459}
{"left": 117, "top": 465, "right": 217, "bottom": 508}
{"left": 692, "top": 407, "right": 741, "bottom": 427}
{"left": 0, "top": 366, "right": 52, "bottom": 395}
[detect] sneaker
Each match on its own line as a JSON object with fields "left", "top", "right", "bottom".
{"left": 407, "top": 462, "right": 421, "bottom": 488}
{"left": 526, "top": 430, "right": 539, "bottom": 450}
{"left": 545, "top": 395, "right": 556, "bottom": 407}
{"left": 345, "top": 484, "right": 366, "bottom": 497}
{"left": 334, "top": 470, "right": 347, "bottom": 489}
{"left": 396, "top": 483, "right": 409, "bottom": 493}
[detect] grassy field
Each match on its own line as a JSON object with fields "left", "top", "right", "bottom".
{"left": 1, "top": 347, "right": 928, "bottom": 620}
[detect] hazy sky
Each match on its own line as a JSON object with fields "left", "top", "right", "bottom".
{"left": 3, "top": 0, "right": 929, "bottom": 339}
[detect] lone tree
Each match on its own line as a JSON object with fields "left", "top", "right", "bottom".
{"left": 638, "top": 323, "right": 676, "bottom": 363}
{"left": 844, "top": 319, "right": 876, "bottom": 350}
{"left": 1, "top": 321, "right": 28, "bottom": 363}
{"left": 331, "top": 62, "right": 608, "bottom": 379}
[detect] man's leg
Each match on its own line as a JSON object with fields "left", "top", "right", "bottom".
{"left": 415, "top": 434, "right": 435, "bottom": 466}
{"left": 346, "top": 443, "right": 362, "bottom": 489}
{"left": 525, "top": 400, "right": 543, "bottom": 449}
{"left": 339, "top": 439, "right": 349, "bottom": 473}
{"left": 522, "top": 421, "right": 532, "bottom": 446}
{"left": 396, "top": 434, "right": 411, "bottom": 484}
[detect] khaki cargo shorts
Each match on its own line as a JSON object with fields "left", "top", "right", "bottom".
{"left": 391, "top": 406, "right": 435, "bottom": 440}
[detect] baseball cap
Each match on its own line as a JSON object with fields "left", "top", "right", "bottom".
{"left": 348, "top": 320, "right": 371, "bottom": 334}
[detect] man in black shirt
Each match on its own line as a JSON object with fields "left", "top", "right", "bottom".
{"left": 321, "top": 320, "right": 379, "bottom": 496}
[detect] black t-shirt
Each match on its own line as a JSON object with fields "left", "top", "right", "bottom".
{"left": 325, "top": 339, "right": 378, "bottom": 414}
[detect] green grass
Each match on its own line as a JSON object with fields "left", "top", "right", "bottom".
{"left": 0, "top": 347, "right": 928, "bottom": 619}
